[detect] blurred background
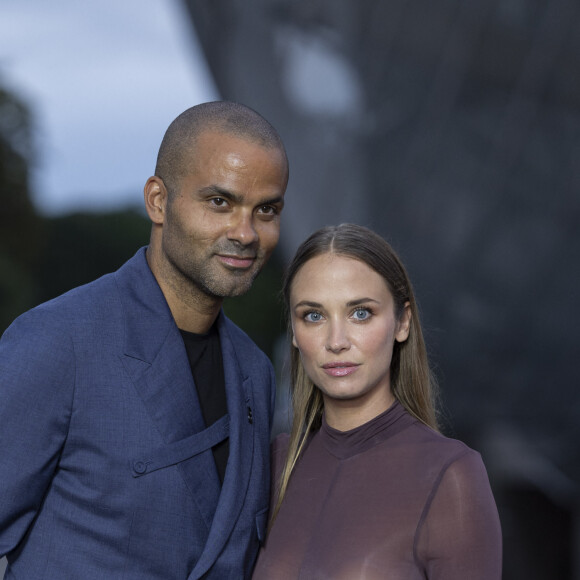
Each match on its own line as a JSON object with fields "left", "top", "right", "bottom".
{"left": 1, "top": 0, "right": 579, "bottom": 578}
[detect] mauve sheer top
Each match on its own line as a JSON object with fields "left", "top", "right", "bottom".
{"left": 253, "top": 402, "right": 502, "bottom": 579}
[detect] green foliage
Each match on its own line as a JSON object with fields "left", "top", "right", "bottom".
{"left": 0, "top": 80, "right": 154, "bottom": 333}
{"left": 32, "top": 209, "right": 150, "bottom": 305}
{"left": 0, "top": 84, "right": 44, "bottom": 331}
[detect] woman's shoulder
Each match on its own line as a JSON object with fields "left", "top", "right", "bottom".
{"left": 402, "top": 419, "right": 484, "bottom": 468}
{"left": 402, "top": 422, "right": 494, "bottom": 505}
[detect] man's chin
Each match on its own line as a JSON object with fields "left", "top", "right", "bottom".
{"left": 222, "top": 279, "right": 256, "bottom": 298}
{"left": 209, "top": 272, "right": 259, "bottom": 299}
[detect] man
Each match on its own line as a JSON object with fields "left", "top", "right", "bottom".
{"left": 0, "top": 101, "right": 289, "bottom": 579}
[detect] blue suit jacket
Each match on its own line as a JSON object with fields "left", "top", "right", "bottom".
{"left": 0, "top": 248, "right": 275, "bottom": 579}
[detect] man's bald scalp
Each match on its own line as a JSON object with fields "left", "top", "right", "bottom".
{"left": 155, "top": 101, "right": 288, "bottom": 195}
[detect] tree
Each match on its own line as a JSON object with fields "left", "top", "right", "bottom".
{"left": 0, "top": 84, "right": 43, "bottom": 331}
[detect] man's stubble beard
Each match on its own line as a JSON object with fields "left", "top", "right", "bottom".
{"left": 161, "top": 201, "right": 269, "bottom": 300}
{"left": 173, "top": 249, "right": 267, "bottom": 301}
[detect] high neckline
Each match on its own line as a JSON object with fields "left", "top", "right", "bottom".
{"left": 320, "top": 401, "right": 415, "bottom": 459}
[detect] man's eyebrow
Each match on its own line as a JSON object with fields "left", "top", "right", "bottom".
{"left": 199, "top": 185, "right": 240, "bottom": 202}
{"left": 199, "top": 185, "right": 285, "bottom": 207}
{"left": 262, "top": 195, "right": 285, "bottom": 207}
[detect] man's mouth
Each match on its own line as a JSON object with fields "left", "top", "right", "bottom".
{"left": 217, "top": 254, "right": 256, "bottom": 269}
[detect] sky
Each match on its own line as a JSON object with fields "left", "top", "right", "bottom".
{"left": 0, "top": 0, "right": 219, "bottom": 215}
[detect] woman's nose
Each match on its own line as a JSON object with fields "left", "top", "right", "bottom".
{"left": 325, "top": 322, "right": 350, "bottom": 353}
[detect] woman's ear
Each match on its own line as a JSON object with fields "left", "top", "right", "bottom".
{"left": 290, "top": 319, "right": 298, "bottom": 348}
{"left": 144, "top": 176, "right": 168, "bottom": 225}
{"left": 395, "top": 302, "right": 412, "bottom": 343}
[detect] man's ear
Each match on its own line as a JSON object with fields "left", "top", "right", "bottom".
{"left": 144, "top": 176, "right": 168, "bottom": 225}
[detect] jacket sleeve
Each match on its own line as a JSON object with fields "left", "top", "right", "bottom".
{"left": 416, "top": 449, "right": 503, "bottom": 579}
{"left": 0, "top": 309, "right": 75, "bottom": 557}
{"left": 268, "top": 363, "right": 276, "bottom": 430}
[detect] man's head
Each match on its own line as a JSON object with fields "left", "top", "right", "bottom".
{"left": 144, "top": 101, "right": 289, "bottom": 314}
{"left": 155, "top": 101, "right": 288, "bottom": 198}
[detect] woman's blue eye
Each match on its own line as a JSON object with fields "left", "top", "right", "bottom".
{"left": 353, "top": 308, "right": 370, "bottom": 321}
{"left": 305, "top": 312, "right": 322, "bottom": 322}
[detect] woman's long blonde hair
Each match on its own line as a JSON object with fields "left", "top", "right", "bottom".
{"left": 271, "top": 224, "right": 439, "bottom": 526}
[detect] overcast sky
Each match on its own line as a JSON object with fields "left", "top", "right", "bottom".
{"left": 0, "top": 0, "right": 218, "bottom": 215}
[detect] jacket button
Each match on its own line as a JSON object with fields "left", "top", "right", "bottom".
{"left": 133, "top": 461, "right": 147, "bottom": 474}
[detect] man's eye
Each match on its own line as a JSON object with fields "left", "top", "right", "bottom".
{"left": 258, "top": 205, "right": 277, "bottom": 215}
{"left": 211, "top": 197, "right": 227, "bottom": 207}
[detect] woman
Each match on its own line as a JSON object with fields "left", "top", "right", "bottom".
{"left": 253, "top": 224, "right": 502, "bottom": 579}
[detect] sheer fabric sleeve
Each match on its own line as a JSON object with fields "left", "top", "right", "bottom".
{"left": 415, "top": 449, "right": 502, "bottom": 579}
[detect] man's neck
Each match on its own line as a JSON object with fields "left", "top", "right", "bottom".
{"left": 172, "top": 303, "right": 221, "bottom": 334}
{"left": 146, "top": 246, "right": 222, "bottom": 334}
{"left": 158, "top": 278, "right": 222, "bottom": 334}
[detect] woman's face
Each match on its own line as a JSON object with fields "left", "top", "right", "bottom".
{"left": 290, "top": 253, "right": 411, "bottom": 429}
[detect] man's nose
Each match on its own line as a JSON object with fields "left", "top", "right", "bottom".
{"left": 227, "top": 212, "right": 259, "bottom": 246}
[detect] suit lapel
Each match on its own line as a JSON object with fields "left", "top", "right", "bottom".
{"left": 189, "top": 314, "right": 256, "bottom": 579}
{"left": 116, "top": 250, "right": 221, "bottom": 529}
{"left": 115, "top": 251, "right": 259, "bottom": 576}
{"left": 122, "top": 329, "right": 202, "bottom": 441}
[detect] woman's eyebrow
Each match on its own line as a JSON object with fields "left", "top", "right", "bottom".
{"left": 346, "top": 298, "right": 380, "bottom": 307}
{"left": 293, "top": 298, "right": 380, "bottom": 309}
{"left": 293, "top": 300, "right": 322, "bottom": 309}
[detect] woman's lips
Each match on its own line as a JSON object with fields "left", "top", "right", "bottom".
{"left": 321, "top": 362, "right": 360, "bottom": 377}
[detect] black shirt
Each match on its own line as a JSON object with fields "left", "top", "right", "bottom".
{"left": 180, "top": 324, "right": 229, "bottom": 484}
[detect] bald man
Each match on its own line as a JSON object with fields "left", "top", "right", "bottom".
{"left": 0, "top": 102, "right": 289, "bottom": 579}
